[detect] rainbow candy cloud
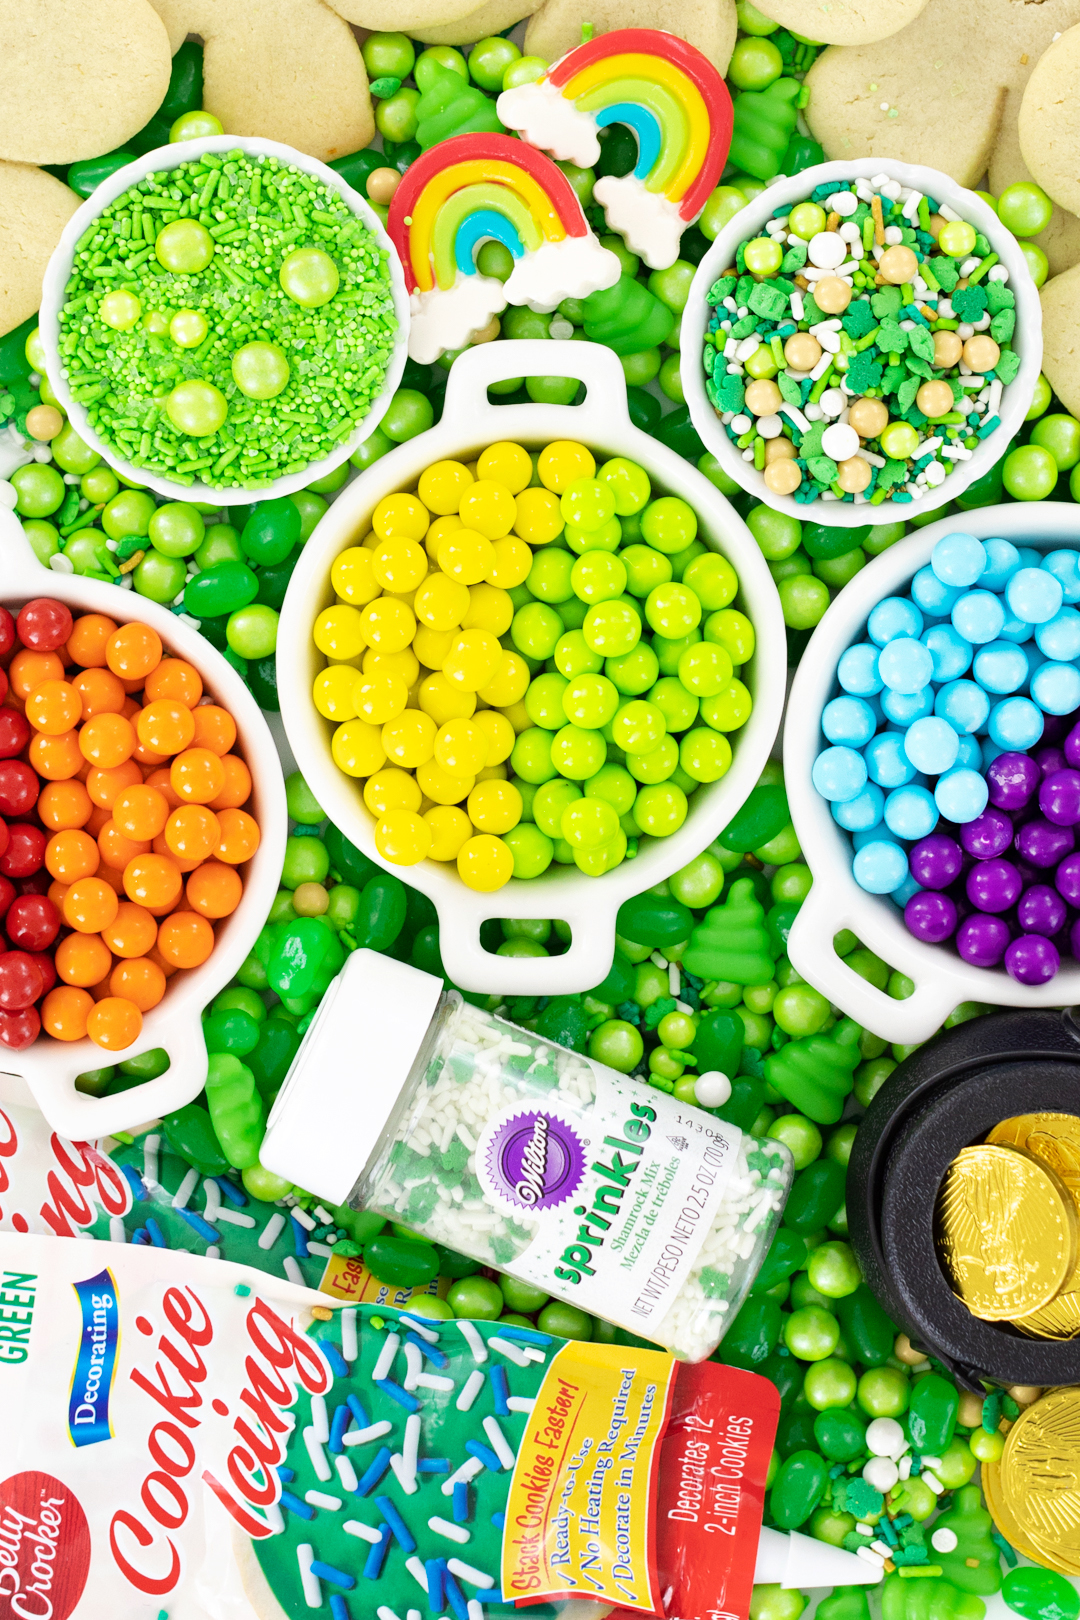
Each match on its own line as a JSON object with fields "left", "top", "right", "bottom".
{"left": 498, "top": 28, "right": 733, "bottom": 271}
{"left": 386, "top": 134, "right": 621, "bottom": 364}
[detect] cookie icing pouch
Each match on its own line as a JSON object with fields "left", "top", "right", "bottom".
{"left": 0, "top": 1231, "right": 777, "bottom": 1620}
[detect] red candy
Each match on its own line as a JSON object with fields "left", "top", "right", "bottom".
{"left": 0, "top": 1006, "right": 40, "bottom": 1051}
{"left": 5, "top": 894, "right": 60, "bottom": 952}
{"left": 0, "top": 825, "right": 46, "bottom": 879}
{"left": 0, "top": 951, "right": 45, "bottom": 1012}
{"left": 17, "top": 598, "right": 73, "bottom": 653}
{"left": 26, "top": 951, "right": 56, "bottom": 997}
{"left": 0, "top": 712, "right": 31, "bottom": 761}
{"left": 0, "top": 608, "right": 14, "bottom": 660}
{"left": 0, "top": 760, "right": 38, "bottom": 817}
{"left": 0, "top": 875, "right": 13, "bottom": 922}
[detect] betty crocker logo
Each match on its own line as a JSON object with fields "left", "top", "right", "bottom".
{"left": 0, "top": 1471, "right": 90, "bottom": 1620}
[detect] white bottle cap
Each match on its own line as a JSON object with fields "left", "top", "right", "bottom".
{"left": 261, "top": 949, "right": 444, "bottom": 1204}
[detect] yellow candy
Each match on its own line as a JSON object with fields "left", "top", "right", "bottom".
{"left": 331, "top": 718, "right": 386, "bottom": 778}
{"left": 462, "top": 583, "right": 513, "bottom": 636}
{"left": 372, "top": 537, "right": 428, "bottom": 594}
{"left": 476, "top": 441, "right": 532, "bottom": 494}
{"left": 360, "top": 597, "right": 416, "bottom": 653}
{"left": 438, "top": 527, "right": 495, "bottom": 585}
{"left": 457, "top": 833, "right": 513, "bottom": 891}
{"left": 477, "top": 651, "right": 529, "bottom": 710}
{"left": 459, "top": 480, "right": 516, "bottom": 540}
{"left": 434, "top": 717, "right": 488, "bottom": 777}
{"left": 361, "top": 531, "right": 381, "bottom": 549}
{"left": 443, "top": 628, "right": 502, "bottom": 692}
{"left": 704, "top": 608, "right": 755, "bottom": 666}
{"left": 538, "top": 440, "right": 595, "bottom": 493}
{"left": 498, "top": 698, "right": 533, "bottom": 734}
{"left": 512, "top": 488, "right": 564, "bottom": 545}
{"left": 418, "top": 459, "right": 474, "bottom": 516}
{"left": 331, "top": 547, "right": 380, "bottom": 605}
{"left": 382, "top": 709, "right": 437, "bottom": 768}
{"left": 354, "top": 669, "right": 408, "bottom": 725}
{"left": 415, "top": 572, "right": 471, "bottom": 631}
{"left": 313, "top": 665, "right": 359, "bottom": 721}
{"left": 701, "top": 680, "right": 753, "bottom": 732}
{"left": 418, "top": 671, "right": 476, "bottom": 726}
{"left": 375, "top": 808, "right": 432, "bottom": 866}
{"left": 373, "top": 492, "right": 429, "bottom": 541}
{"left": 573, "top": 828, "right": 627, "bottom": 876}
{"left": 363, "top": 646, "right": 420, "bottom": 686}
{"left": 314, "top": 604, "right": 367, "bottom": 660}
{"left": 412, "top": 625, "right": 457, "bottom": 670}
{"left": 424, "top": 804, "right": 472, "bottom": 861}
{"left": 471, "top": 709, "right": 515, "bottom": 766}
{"left": 467, "top": 778, "right": 522, "bottom": 834}
{"left": 485, "top": 536, "right": 532, "bottom": 589}
{"left": 475, "top": 762, "right": 508, "bottom": 783}
{"left": 416, "top": 758, "right": 474, "bottom": 805}
{"left": 364, "top": 766, "right": 422, "bottom": 817}
{"left": 425, "top": 514, "right": 461, "bottom": 562}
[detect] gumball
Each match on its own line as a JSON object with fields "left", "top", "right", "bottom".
{"left": 1005, "top": 933, "right": 1059, "bottom": 984}
{"left": 1017, "top": 884, "right": 1067, "bottom": 937}
{"left": 987, "top": 751, "right": 1039, "bottom": 810}
{"left": 0, "top": 712, "right": 31, "bottom": 761}
{"left": 1040, "top": 769, "right": 1080, "bottom": 827}
{"left": 908, "top": 834, "right": 962, "bottom": 890}
{"left": 0, "top": 609, "right": 15, "bottom": 658}
{"left": 0, "top": 825, "right": 47, "bottom": 879}
{"left": 957, "top": 913, "right": 1011, "bottom": 967}
{"left": 0, "top": 1006, "right": 40, "bottom": 1051}
{"left": 961, "top": 807, "right": 1014, "bottom": 860}
{"left": 966, "top": 858, "right": 1023, "bottom": 914}
{"left": 1017, "top": 817, "right": 1074, "bottom": 868}
{"left": 0, "top": 761, "right": 39, "bottom": 817}
{"left": 4, "top": 894, "right": 60, "bottom": 952}
{"left": 0, "top": 951, "right": 45, "bottom": 1012}
{"left": 904, "top": 891, "right": 957, "bottom": 943}
{"left": 16, "top": 598, "right": 73, "bottom": 652}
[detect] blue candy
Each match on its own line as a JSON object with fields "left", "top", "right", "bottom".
{"left": 978, "top": 538, "right": 1021, "bottom": 592}
{"left": 832, "top": 783, "right": 885, "bottom": 831}
{"left": 853, "top": 823, "right": 904, "bottom": 851}
{"left": 865, "top": 731, "right": 917, "bottom": 789}
{"left": 972, "top": 640, "right": 1028, "bottom": 694}
{"left": 878, "top": 637, "right": 934, "bottom": 694}
{"left": 951, "top": 589, "right": 1005, "bottom": 646}
{"left": 884, "top": 785, "right": 939, "bottom": 841}
{"left": 998, "top": 610, "right": 1035, "bottom": 644}
{"left": 955, "top": 732, "right": 983, "bottom": 770}
{"left": 374, "top": 1495, "right": 417, "bottom": 1552}
{"left": 837, "top": 642, "right": 882, "bottom": 696}
{"left": 934, "top": 678, "right": 990, "bottom": 736}
{"left": 812, "top": 745, "right": 868, "bottom": 803}
{"left": 911, "top": 565, "right": 961, "bottom": 617}
{"left": 1031, "top": 661, "right": 1080, "bottom": 715}
{"left": 881, "top": 685, "right": 935, "bottom": 726}
{"left": 988, "top": 695, "right": 1044, "bottom": 750}
{"left": 1035, "top": 607, "right": 1080, "bottom": 662}
{"left": 853, "top": 840, "right": 909, "bottom": 895}
{"left": 868, "top": 596, "right": 924, "bottom": 646}
{"left": 904, "top": 716, "right": 959, "bottom": 775}
{"left": 822, "top": 695, "right": 878, "bottom": 747}
{"left": 934, "top": 766, "right": 989, "bottom": 824}
{"left": 922, "top": 623, "right": 972, "bottom": 682}
{"left": 311, "top": 1561, "right": 356, "bottom": 1590}
{"left": 891, "top": 871, "right": 923, "bottom": 908}
{"left": 1043, "top": 549, "right": 1080, "bottom": 603}
{"left": 931, "top": 532, "right": 986, "bottom": 587}
{"left": 1006, "top": 566, "right": 1064, "bottom": 625}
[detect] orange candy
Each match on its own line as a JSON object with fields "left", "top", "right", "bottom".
{"left": 64, "top": 876, "right": 119, "bottom": 934}
{"left": 190, "top": 704, "right": 236, "bottom": 756}
{"left": 26, "top": 680, "right": 82, "bottom": 735}
{"left": 145, "top": 659, "right": 203, "bottom": 708}
{"left": 109, "top": 957, "right": 165, "bottom": 1012}
{"left": 164, "top": 804, "right": 220, "bottom": 863}
{"left": 87, "top": 996, "right": 142, "bottom": 1050}
{"left": 47, "top": 880, "right": 70, "bottom": 913}
{"left": 208, "top": 755, "right": 252, "bottom": 811}
{"left": 45, "top": 829, "right": 99, "bottom": 882}
{"left": 72, "top": 668, "right": 126, "bottom": 718}
{"left": 137, "top": 699, "right": 195, "bottom": 756}
{"left": 171, "top": 748, "right": 226, "bottom": 805}
{"left": 157, "top": 910, "right": 214, "bottom": 969}
{"left": 29, "top": 730, "right": 83, "bottom": 781}
{"left": 152, "top": 831, "right": 201, "bottom": 873}
{"left": 98, "top": 820, "right": 151, "bottom": 871}
{"left": 67, "top": 614, "right": 117, "bottom": 669}
{"left": 102, "top": 902, "right": 157, "bottom": 960}
{"left": 38, "top": 780, "right": 92, "bottom": 831}
{"left": 112, "top": 785, "right": 169, "bottom": 841}
{"left": 9, "top": 649, "right": 64, "bottom": 701}
{"left": 55, "top": 933, "right": 112, "bottom": 988}
{"left": 42, "top": 986, "right": 93, "bottom": 1041}
{"left": 120, "top": 695, "right": 142, "bottom": 722}
{"left": 86, "top": 759, "right": 142, "bottom": 809}
{"left": 106, "top": 622, "right": 162, "bottom": 681}
{"left": 144, "top": 767, "right": 183, "bottom": 811}
{"left": 85, "top": 803, "right": 112, "bottom": 839}
{"left": 123, "top": 853, "right": 182, "bottom": 911}
{"left": 79, "top": 712, "right": 135, "bottom": 769}
{"left": 147, "top": 943, "right": 179, "bottom": 980}
{"left": 95, "top": 862, "right": 127, "bottom": 897}
{"left": 186, "top": 860, "right": 242, "bottom": 919}
{"left": 215, "top": 807, "right": 260, "bottom": 865}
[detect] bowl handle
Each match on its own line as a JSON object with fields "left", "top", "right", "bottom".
{"left": 439, "top": 897, "right": 621, "bottom": 997}
{"left": 786, "top": 885, "right": 964, "bottom": 1046}
{"left": 440, "top": 339, "right": 633, "bottom": 439}
{"left": 0, "top": 507, "right": 62, "bottom": 589}
{"left": 24, "top": 1002, "right": 211, "bottom": 1141}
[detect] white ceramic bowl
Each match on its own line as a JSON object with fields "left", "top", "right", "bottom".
{"left": 278, "top": 340, "right": 787, "bottom": 996}
{"left": 38, "top": 135, "right": 409, "bottom": 507}
{"left": 784, "top": 502, "right": 1080, "bottom": 1044}
{"left": 0, "top": 512, "right": 287, "bottom": 1138}
{"left": 683, "top": 159, "right": 1043, "bottom": 529}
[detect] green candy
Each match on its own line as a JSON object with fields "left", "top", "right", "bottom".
{"left": 765, "top": 1020, "right": 860, "bottom": 1123}
{"left": 719, "top": 1291, "right": 782, "bottom": 1370}
{"left": 325, "top": 824, "right": 379, "bottom": 890}
{"left": 693, "top": 1008, "right": 744, "bottom": 1077}
{"left": 184, "top": 559, "right": 259, "bottom": 618}
{"left": 1002, "top": 1569, "right": 1080, "bottom": 1620}
{"left": 365, "top": 1234, "right": 440, "bottom": 1287}
{"left": 835, "top": 1284, "right": 895, "bottom": 1368}
{"left": 751, "top": 1225, "right": 807, "bottom": 1294}
{"left": 802, "top": 521, "right": 871, "bottom": 562}
{"left": 581, "top": 276, "right": 675, "bottom": 355}
{"left": 813, "top": 1407, "right": 867, "bottom": 1461}
{"left": 241, "top": 498, "right": 301, "bottom": 566}
{"left": 268, "top": 918, "right": 345, "bottom": 1000}
{"left": 615, "top": 890, "right": 693, "bottom": 949}
{"left": 355, "top": 873, "right": 407, "bottom": 951}
{"left": 770, "top": 1448, "right": 828, "bottom": 1528}
{"left": 247, "top": 1018, "right": 302, "bottom": 1102}
{"left": 328, "top": 146, "right": 386, "bottom": 194}
{"left": 67, "top": 152, "right": 138, "bottom": 198}
{"left": 414, "top": 64, "right": 502, "bottom": 148}
{"left": 203, "top": 1007, "right": 261, "bottom": 1057}
{"left": 587, "top": 948, "right": 635, "bottom": 1007}
{"left": 775, "top": 1406, "right": 818, "bottom": 1458}
{"left": 683, "top": 877, "right": 776, "bottom": 984}
{"left": 718, "top": 783, "right": 790, "bottom": 851}
{"left": 881, "top": 1573, "right": 988, "bottom": 1620}
{"left": 907, "top": 1371, "right": 959, "bottom": 1455}
{"left": 931, "top": 1486, "right": 1002, "bottom": 1595}
{"left": 765, "top": 901, "right": 801, "bottom": 958}
{"left": 534, "top": 995, "right": 590, "bottom": 1053}
{"left": 161, "top": 1102, "right": 230, "bottom": 1176}
{"left": 205, "top": 1054, "right": 265, "bottom": 1170}
{"left": 729, "top": 77, "right": 801, "bottom": 181}
{"left": 782, "top": 1159, "right": 846, "bottom": 1233}
{"left": 715, "top": 1074, "right": 766, "bottom": 1132}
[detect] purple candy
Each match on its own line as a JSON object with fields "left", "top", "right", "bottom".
{"left": 1016, "top": 817, "right": 1076, "bottom": 868}
{"left": 904, "top": 890, "right": 958, "bottom": 943}
{"left": 1065, "top": 722, "right": 1080, "bottom": 770}
{"left": 1056, "top": 851, "right": 1080, "bottom": 905}
{"left": 1034, "top": 745, "right": 1068, "bottom": 779}
{"left": 1017, "top": 883, "right": 1068, "bottom": 937}
{"left": 957, "top": 912, "right": 1011, "bottom": 967}
{"left": 966, "top": 858, "right": 1023, "bottom": 914}
{"left": 1040, "top": 710, "right": 1077, "bottom": 747}
{"left": 909, "top": 834, "right": 963, "bottom": 890}
{"left": 1039, "top": 769, "right": 1080, "bottom": 827}
{"left": 1005, "top": 933, "right": 1060, "bottom": 985}
{"left": 961, "top": 807, "right": 1014, "bottom": 861}
{"left": 987, "top": 751, "right": 1040, "bottom": 811}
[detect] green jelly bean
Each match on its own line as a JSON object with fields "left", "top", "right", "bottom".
{"left": 535, "top": 995, "right": 590, "bottom": 1053}
{"left": 433, "top": 1243, "right": 484, "bottom": 1279}
{"left": 818, "top": 1591, "right": 870, "bottom": 1620}
{"left": 268, "top": 917, "right": 345, "bottom": 999}
{"left": 582, "top": 275, "right": 675, "bottom": 354}
{"left": 161, "top": 1102, "right": 230, "bottom": 1176}
{"left": 365, "top": 1234, "right": 440, "bottom": 1287}
{"left": 881, "top": 1573, "right": 988, "bottom": 1620}
{"left": 765, "top": 901, "right": 801, "bottom": 959}
{"left": 203, "top": 1007, "right": 261, "bottom": 1057}
{"left": 588, "top": 948, "right": 635, "bottom": 1006}
{"left": 159, "top": 40, "right": 204, "bottom": 120}
{"left": 834, "top": 1284, "right": 896, "bottom": 1368}
{"left": 775, "top": 1405, "right": 818, "bottom": 1458}
{"left": 752, "top": 1226, "right": 808, "bottom": 1294}
{"left": 783, "top": 1159, "right": 846, "bottom": 1233}
{"left": 355, "top": 873, "right": 407, "bottom": 951}
{"left": 719, "top": 1291, "right": 781, "bottom": 1370}
{"left": 247, "top": 1019, "right": 302, "bottom": 1101}
{"left": 256, "top": 549, "right": 299, "bottom": 611}
{"left": 653, "top": 405, "right": 706, "bottom": 463}
{"left": 782, "top": 132, "right": 825, "bottom": 175}
{"left": 329, "top": 146, "right": 386, "bottom": 194}
{"left": 931, "top": 1485, "right": 1002, "bottom": 1595}
{"left": 718, "top": 784, "right": 790, "bottom": 851}
{"left": 205, "top": 1053, "right": 265, "bottom": 1169}
{"left": 693, "top": 1008, "right": 744, "bottom": 1076}
{"left": 68, "top": 152, "right": 138, "bottom": 198}
{"left": 813, "top": 1406, "right": 867, "bottom": 1461}
{"left": 1002, "top": 1568, "right": 1079, "bottom": 1620}
{"left": 758, "top": 1351, "right": 804, "bottom": 1410}
{"left": 411, "top": 922, "right": 445, "bottom": 979}
{"left": 802, "top": 521, "right": 871, "bottom": 562}
{"left": 615, "top": 890, "right": 694, "bottom": 949}
{"left": 325, "top": 823, "right": 379, "bottom": 890}
{"left": 119, "top": 1047, "right": 169, "bottom": 1080}
{"left": 770, "top": 1449, "right": 828, "bottom": 1528}
{"left": 184, "top": 559, "right": 259, "bottom": 617}
{"left": 908, "top": 1371, "right": 959, "bottom": 1455}
{"left": 716, "top": 1075, "right": 767, "bottom": 1133}
{"left": 241, "top": 498, "right": 301, "bottom": 566}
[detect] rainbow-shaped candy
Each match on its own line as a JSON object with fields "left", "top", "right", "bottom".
{"left": 498, "top": 28, "right": 733, "bottom": 270}
{"left": 387, "top": 134, "right": 620, "bottom": 364}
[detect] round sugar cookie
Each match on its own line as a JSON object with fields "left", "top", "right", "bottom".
{"left": 412, "top": 0, "right": 533, "bottom": 43}
{"left": 805, "top": 0, "right": 1080, "bottom": 187}
{"left": 1019, "top": 23, "right": 1080, "bottom": 216}
{"left": 989, "top": 115, "right": 1080, "bottom": 278}
{"left": 524, "top": 0, "right": 738, "bottom": 74}
{"left": 752, "top": 0, "right": 931, "bottom": 46}
{"left": 328, "top": 0, "right": 484, "bottom": 29}
{"left": 0, "top": 0, "right": 171, "bottom": 165}
{"left": 1040, "top": 264, "right": 1080, "bottom": 416}
{"left": 0, "top": 162, "right": 81, "bottom": 338}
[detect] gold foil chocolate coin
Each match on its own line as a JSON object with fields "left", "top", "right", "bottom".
{"left": 989, "top": 1113, "right": 1080, "bottom": 1289}
{"left": 1001, "top": 1387, "right": 1080, "bottom": 1574}
{"left": 935, "top": 1144, "right": 1076, "bottom": 1320}
{"left": 981, "top": 1457, "right": 1059, "bottom": 1572}
{"left": 1014, "top": 1289, "right": 1080, "bottom": 1341}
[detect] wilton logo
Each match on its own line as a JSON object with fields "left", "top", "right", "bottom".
{"left": 67, "top": 1269, "right": 120, "bottom": 1448}
{"left": 478, "top": 1107, "right": 586, "bottom": 1216}
{"left": 0, "top": 1471, "right": 91, "bottom": 1620}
